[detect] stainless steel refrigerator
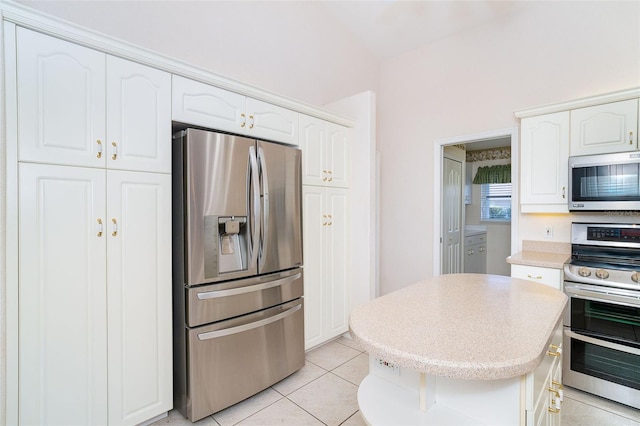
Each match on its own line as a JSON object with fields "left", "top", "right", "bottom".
{"left": 172, "top": 128, "right": 304, "bottom": 421}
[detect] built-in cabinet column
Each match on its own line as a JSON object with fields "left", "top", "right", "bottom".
{"left": 13, "top": 26, "right": 172, "bottom": 426}
{"left": 300, "top": 114, "right": 350, "bottom": 350}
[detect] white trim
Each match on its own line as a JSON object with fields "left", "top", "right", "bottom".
{"left": 514, "top": 87, "right": 640, "bottom": 118}
{"left": 0, "top": 0, "right": 355, "bottom": 128}
{"left": 433, "top": 127, "right": 519, "bottom": 276}
{"left": 3, "top": 18, "right": 18, "bottom": 426}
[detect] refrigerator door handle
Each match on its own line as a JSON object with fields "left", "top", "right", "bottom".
{"left": 258, "top": 146, "right": 269, "bottom": 270}
{"left": 197, "top": 302, "right": 302, "bottom": 341}
{"left": 249, "top": 146, "right": 261, "bottom": 269}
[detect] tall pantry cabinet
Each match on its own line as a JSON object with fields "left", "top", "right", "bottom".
{"left": 10, "top": 27, "right": 172, "bottom": 425}
{"left": 300, "top": 115, "right": 350, "bottom": 350}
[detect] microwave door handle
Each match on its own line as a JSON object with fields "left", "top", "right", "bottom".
{"left": 258, "top": 146, "right": 269, "bottom": 270}
{"left": 249, "top": 146, "right": 260, "bottom": 268}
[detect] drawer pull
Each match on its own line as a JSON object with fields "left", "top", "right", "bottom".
{"left": 547, "top": 344, "right": 562, "bottom": 357}
{"left": 527, "top": 274, "right": 543, "bottom": 280}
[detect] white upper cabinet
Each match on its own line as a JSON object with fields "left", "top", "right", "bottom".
{"left": 520, "top": 111, "right": 570, "bottom": 213}
{"left": 106, "top": 56, "right": 172, "bottom": 173}
{"left": 300, "top": 114, "right": 349, "bottom": 188}
{"left": 570, "top": 99, "right": 639, "bottom": 155}
{"left": 17, "top": 28, "right": 171, "bottom": 172}
{"left": 172, "top": 75, "right": 299, "bottom": 145}
{"left": 17, "top": 27, "right": 106, "bottom": 167}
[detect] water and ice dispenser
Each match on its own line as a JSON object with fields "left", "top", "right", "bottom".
{"left": 204, "top": 215, "right": 248, "bottom": 278}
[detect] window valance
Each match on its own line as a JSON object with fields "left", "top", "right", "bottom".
{"left": 473, "top": 164, "right": 511, "bottom": 184}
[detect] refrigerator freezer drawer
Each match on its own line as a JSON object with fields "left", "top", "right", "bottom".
{"left": 185, "top": 298, "right": 305, "bottom": 421}
{"left": 186, "top": 268, "right": 303, "bottom": 327}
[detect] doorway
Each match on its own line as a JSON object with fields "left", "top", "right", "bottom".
{"left": 432, "top": 128, "right": 519, "bottom": 276}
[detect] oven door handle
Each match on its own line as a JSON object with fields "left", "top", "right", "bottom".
{"left": 565, "top": 330, "right": 640, "bottom": 356}
{"left": 564, "top": 285, "right": 640, "bottom": 308}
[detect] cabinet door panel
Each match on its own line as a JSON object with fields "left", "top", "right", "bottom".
{"left": 521, "top": 112, "right": 569, "bottom": 212}
{"left": 302, "top": 186, "right": 325, "bottom": 349}
{"left": 107, "top": 171, "right": 172, "bottom": 425}
{"left": 247, "top": 97, "right": 298, "bottom": 145}
{"left": 325, "top": 188, "right": 349, "bottom": 337}
{"left": 18, "top": 163, "right": 107, "bottom": 425}
{"left": 570, "top": 99, "right": 639, "bottom": 155}
{"left": 107, "top": 56, "right": 171, "bottom": 173}
{"left": 300, "top": 115, "right": 325, "bottom": 186}
{"left": 17, "top": 27, "right": 105, "bottom": 167}
{"left": 326, "top": 123, "right": 349, "bottom": 188}
{"left": 171, "top": 75, "right": 245, "bottom": 134}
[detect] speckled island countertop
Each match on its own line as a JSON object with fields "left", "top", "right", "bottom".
{"left": 506, "top": 240, "right": 571, "bottom": 269}
{"left": 349, "top": 273, "right": 567, "bottom": 381}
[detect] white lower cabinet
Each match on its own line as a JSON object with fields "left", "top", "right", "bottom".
{"left": 18, "top": 163, "right": 172, "bottom": 425}
{"left": 511, "top": 264, "right": 563, "bottom": 290}
{"left": 303, "top": 185, "right": 350, "bottom": 349}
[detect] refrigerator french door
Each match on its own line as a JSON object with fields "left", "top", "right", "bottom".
{"left": 172, "top": 128, "right": 304, "bottom": 421}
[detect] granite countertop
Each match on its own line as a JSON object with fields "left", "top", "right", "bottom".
{"left": 349, "top": 273, "right": 567, "bottom": 381}
{"left": 506, "top": 240, "right": 571, "bottom": 269}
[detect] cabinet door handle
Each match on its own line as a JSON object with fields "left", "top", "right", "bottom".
{"left": 240, "top": 113, "right": 246, "bottom": 127}
{"left": 111, "top": 142, "right": 118, "bottom": 160}
{"left": 111, "top": 218, "right": 118, "bottom": 236}
{"left": 562, "top": 186, "right": 566, "bottom": 199}
{"left": 97, "top": 218, "right": 103, "bottom": 237}
{"left": 631, "top": 131, "right": 634, "bottom": 145}
{"left": 326, "top": 170, "right": 333, "bottom": 182}
{"left": 322, "top": 214, "right": 328, "bottom": 226}
{"left": 249, "top": 115, "right": 255, "bottom": 129}
{"left": 96, "top": 140, "right": 103, "bottom": 158}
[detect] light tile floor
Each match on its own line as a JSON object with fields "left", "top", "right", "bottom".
{"left": 153, "top": 336, "right": 640, "bottom": 426}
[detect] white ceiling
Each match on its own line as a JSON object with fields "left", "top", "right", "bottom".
{"left": 322, "top": 0, "right": 526, "bottom": 60}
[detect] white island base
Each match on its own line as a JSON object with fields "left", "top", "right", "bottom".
{"left": 359, "top": 357, "right": 523, "bottom": 426}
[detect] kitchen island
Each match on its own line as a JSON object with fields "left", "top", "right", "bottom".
{"left": 349, "top": 273, "right": 567, "bottom": 425}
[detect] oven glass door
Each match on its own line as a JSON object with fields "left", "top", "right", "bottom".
{"left": 571, "top": 298, "right": 640, "bottom": 346}
{"left": 571, "top": 162, "right": 640, "bottom": 202}
{"left": 570, "top": 336, "right": 640, "bottom": 391}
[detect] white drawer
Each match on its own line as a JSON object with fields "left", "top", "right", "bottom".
{"left": 511, "top": 264, "right": 562, "bottom": 290}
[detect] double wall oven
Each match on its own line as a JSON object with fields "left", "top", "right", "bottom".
{"left": 563, "top": 223, "right": 640, "bottom": 409}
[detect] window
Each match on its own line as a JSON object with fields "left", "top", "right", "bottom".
{"left": 481, "top": 183, "right": 511, "bottom": 221}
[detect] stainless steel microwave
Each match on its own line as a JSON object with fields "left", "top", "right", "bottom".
{"left": 569, "top": 151, "right": 640, "bottom": 211}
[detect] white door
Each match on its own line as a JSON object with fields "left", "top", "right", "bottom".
{"left": 302, "top": 185, "right": 324, "bottom": 349}
{"left": 246, "top": 97, "right": 298, "bottom": 145}
{"left": 570, "top": 99, "right": 639, "bottom": 155}
{"left": 521, "top": 112, "right": 569, "bottom": 207}
{"left": 442, "top": 157, "right": 462, "bottom": 274}
{"left": 300, "top": 115, "right": 326, "bottom": 186}
{"left": 326, "top": 123, "right": 350, "bottom": 188}
{"left": 17, "top": 27, "right": 106, "bottom": 167}
{"left": 325, "top": 187, "right": 350, "bottom": 337}
{"left": 106, "top": 56, "right": 172, "bottom": 173}
{"left": 18, "top": 163, "right": 108, "bottom": 425}
{"left": 171, "top": 75, "right": 246, "bottom": 134}
{"left": 106, "top": 170, "right": 172, "bottom": 425}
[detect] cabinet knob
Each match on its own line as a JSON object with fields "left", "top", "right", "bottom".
{"left": 96, "top": 140, "right": 103, "bottom": 159}
{"left": 111, "top": 142, "right": 118, "bottom": 160}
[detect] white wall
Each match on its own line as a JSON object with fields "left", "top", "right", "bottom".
{"left": 17, "top": 0, "right": 380, "bottom": 107}
{"left": 377, "top": 1, "right": 640, "bottom": 295}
